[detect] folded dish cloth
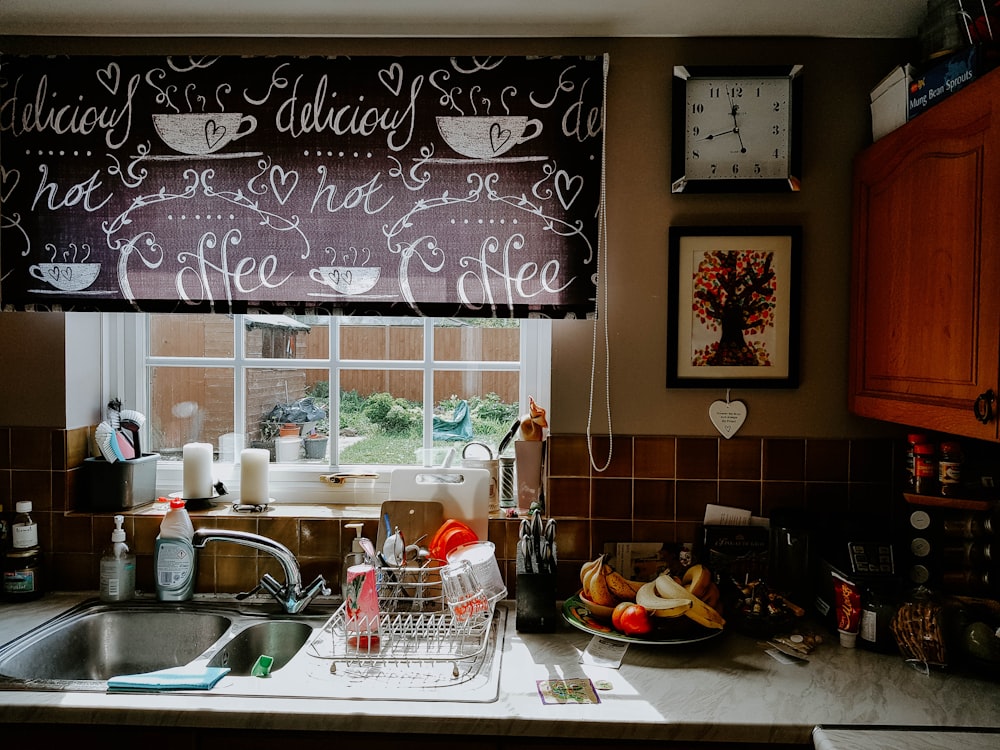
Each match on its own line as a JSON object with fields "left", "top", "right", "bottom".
{"left": 107, "top": 666, "right": 230, "bottom": 692}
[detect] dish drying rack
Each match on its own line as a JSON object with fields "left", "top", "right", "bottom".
{"left": 307, "top": 562, "right": 496, "bottom": 684}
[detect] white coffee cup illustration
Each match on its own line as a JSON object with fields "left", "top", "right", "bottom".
{"left": 152, "top": 112, "right": 257, "bottom": 155}
{"left": 29, "top": 262, "right": 101, "bottom": 292}
{"left": 310, "top": 266, "right": 381, "bottom": 296}
{"left": 436, "top": 115, "right": 543, "bottom": 159}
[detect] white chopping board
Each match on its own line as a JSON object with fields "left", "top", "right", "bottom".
{"left": 388, "top": 467, "right": 491, "bottom": 540}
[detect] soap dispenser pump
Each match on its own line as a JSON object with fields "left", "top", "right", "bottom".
{"left": 100, "top": 514, "right": 136, "bottom": 602}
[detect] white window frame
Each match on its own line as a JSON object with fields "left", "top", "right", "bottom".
{"left": 101, "top": 313, "right": 550, "bottom": 505}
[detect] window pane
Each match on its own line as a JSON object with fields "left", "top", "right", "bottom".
{"left": 433, "top": 372, "right": 519, "bottom": 450}
{"left": 339, "top": 371, "right": 423, "bottom": 465}
{"left": 244, "top": 315, "right": 329, "bottom": 360}
{"left": 341, "top": 318, "right": 422, "bottom": 361}
{"left": 247, "top": 367, "right": 330, "bottom": 462}
{"left": 149, "top": 366, "right": 234, "bottom": 459}
{"left": 149, "top": 314, "right": 233, "bottom": 358}
{"left": 434, "top": 319, "right": 519, "bottom": 362}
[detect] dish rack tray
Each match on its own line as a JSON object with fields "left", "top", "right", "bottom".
{"left": 307, "top": 563, "right": 495, "bottom": 682}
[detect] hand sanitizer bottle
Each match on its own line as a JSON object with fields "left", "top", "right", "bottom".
{"left": 100, "top": 514, "right": 136, "bottom": 602}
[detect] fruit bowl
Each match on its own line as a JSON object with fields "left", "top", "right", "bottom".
{"left": 576, "top": 590, "right": 615, "bottom": 620}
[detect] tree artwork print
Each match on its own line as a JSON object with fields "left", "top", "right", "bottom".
{"left": 668, "top": 226, "right": 799, "bottom": 389}
{"left": 690, "top": 248, "right": 777, "bottom": 368}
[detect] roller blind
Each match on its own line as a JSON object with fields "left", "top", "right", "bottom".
{"left": 0, "top": 54, "right": 606, "bottom": 318}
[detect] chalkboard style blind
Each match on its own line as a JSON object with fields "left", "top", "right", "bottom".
{"left": 0, "top": 54, "right": 606, "bottom": 317}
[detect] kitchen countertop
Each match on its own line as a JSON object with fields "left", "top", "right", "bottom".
{"left": 2, "top": 593, "right": 1000, "bottom": 746}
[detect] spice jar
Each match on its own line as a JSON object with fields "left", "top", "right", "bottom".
{"left": 3, "top": 547, "right": 43, "bottom": 601}
{"left": 905, "top": 433, "right": 930, "bottom": 491}
{"left": 938, "top": 441, "right": 963, "bottom": 497}
{"left": 913, "top": 442, "right": 938, "bottom": 495}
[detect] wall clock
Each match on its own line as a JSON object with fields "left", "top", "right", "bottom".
{"left": 671, "top": 64, "right": 803, "bottom": 193}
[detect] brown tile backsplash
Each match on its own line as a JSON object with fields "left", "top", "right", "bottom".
{"left": 3, "top": 428, "right": 912, "bottom": 602}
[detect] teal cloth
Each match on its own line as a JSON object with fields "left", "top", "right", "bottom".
{"left": 107, "top": 666, "right": 230, "bottom": 692}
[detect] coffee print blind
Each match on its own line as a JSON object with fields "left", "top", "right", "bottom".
{"left": 0, "top": 54, "right": 606, "bottom": 317}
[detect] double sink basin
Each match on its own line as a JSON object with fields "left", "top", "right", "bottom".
{"left": 0, "top": 596, "right": 506, "bottom": 702}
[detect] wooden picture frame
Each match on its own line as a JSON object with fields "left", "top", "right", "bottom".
{"left": 667, "top": 226, "right": 801, "bottom": 388}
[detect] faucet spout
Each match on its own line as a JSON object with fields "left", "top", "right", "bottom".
{"left": 192, "top": 527, "right": 330, "bottom": 614}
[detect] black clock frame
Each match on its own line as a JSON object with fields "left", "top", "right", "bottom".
{"left": 671, "top": 64, "right": 803, "bottom": 194}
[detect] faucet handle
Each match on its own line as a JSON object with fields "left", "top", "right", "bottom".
{"left": 304, "top": 574, "right": 331, "bottom": 598}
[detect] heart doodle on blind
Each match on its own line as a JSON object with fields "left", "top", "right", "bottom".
{"left": 378, "top": 62, "right": 404, "bottom": 96}
{"left": 204, "top": 120, "right": 227, "bottom": 151}
{"left": 269, "top": 166, "right": 299, "bottom": 205}
{"left": 97, "top": 63, "right": 120, "bottom": 95}
{"left": 490, "top": 123, "right": 513, "bottom": 154}
{"left": 555, "top": 171, "right": 583, "bottom": 209}
{"left": 0, "top": 167, "right": 19, "bottom": 204}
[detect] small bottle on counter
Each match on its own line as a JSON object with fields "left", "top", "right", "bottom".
{"left": 100, "top": 515, "right": 136, "bottom": 602}
{"left": 4, "top": 501, "right": 43, "bottom": 601}
{"left": 11, "top": 501, "right": 38, "bottom": 550}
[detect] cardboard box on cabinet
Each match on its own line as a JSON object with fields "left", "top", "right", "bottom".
{"left": 870, "top": 64, "right": 914, "bottom": 140}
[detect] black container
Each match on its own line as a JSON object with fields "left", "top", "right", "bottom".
{"left": 82, "top": 453, "right": 160, "bottom": 511}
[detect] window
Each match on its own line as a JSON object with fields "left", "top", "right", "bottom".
{"left": 104, "top": 313, "right": 550, "bottom": 504}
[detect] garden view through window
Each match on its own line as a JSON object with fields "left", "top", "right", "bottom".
{"left": 140, "top": 314, "right": 546, "bottom": 468}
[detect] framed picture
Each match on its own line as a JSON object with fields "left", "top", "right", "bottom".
{"left": 667, "top": 226, "right": 801, "bottom": 388}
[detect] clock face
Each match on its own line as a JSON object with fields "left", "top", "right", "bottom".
{"left": 671, "top": 66, "right": 802, "bottom": 193}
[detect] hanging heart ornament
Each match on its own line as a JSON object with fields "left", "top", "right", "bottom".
{"left": 709, "top": 399, "right": 747, "bottom": 439}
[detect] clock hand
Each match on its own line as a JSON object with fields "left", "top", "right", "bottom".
{"left": 727, "top": 91, "right": 748, "bottom": 153}
{"left": 698, "top": 128, "right": 737, "bottom": 141}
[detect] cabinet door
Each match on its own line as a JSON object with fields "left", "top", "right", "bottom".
{"left": 850, "top": 69, "right": 1000, "bottom": 441}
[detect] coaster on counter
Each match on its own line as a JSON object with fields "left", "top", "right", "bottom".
{"left": 536, "top": 678, "right": 600, "bottom": 704}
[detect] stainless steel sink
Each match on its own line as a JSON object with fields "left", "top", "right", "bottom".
{"left": 206, "top": 620, "right": 313, "bottom": 676}
{"left": 0, "top": 596, "right": 507, "bottom": 702}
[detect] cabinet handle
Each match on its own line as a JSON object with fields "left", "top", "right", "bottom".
{"left": 973, "top": 389, "right": 995, "bottom": 424}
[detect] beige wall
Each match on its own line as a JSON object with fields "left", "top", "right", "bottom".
{"left": 0, "top": 34, "right": 914, "bottom": 439}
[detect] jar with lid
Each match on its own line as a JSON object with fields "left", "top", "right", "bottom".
{"left": 3, "top": 547, "right": 43, "bottom": 601}
{"left": 938, "top": 441, "right": 964, "bottom": 497}
{"left": 913, "top": 443, "right": 938, "bottom": 495}
{"left": 905, "top": 433, "right": 930, "bottom": 491}
{"left": 943, "top": 513, "right": 995, "bottom": 539}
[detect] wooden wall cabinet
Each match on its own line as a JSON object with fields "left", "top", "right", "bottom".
{"left": 850, "top": 67, "right": 1000, "bottom": 441}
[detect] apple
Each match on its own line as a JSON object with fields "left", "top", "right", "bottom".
{"left": 612, "top": 602, "right": 654, "bottom": 636}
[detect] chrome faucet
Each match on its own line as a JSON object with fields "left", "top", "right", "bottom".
{"left": 192, "top": 527, "right": 330, "bottom": 614}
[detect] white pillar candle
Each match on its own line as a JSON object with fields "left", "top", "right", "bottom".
{"left": 182, "top": 442, "right": 214, "bottom": 499}
{"left": 240, "top": 448, "right": 270, "bottom": 504}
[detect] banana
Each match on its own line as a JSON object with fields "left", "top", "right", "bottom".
{"left": 682, "top": 564, "right": 712, "bottom": 599}
{"left": 702, "top": 581, "right": 722, "bottom": 611}
{"left": 579, "top": 555, "right": 604, "bottom": 589}
{"left": 586, "top": 562, "right": 618, "bottom": 607}
{"left": 655, "top": 572, "right": 726, "bottom": 629}
{"left": 635, "top": 582, "right": 692, "bottom": 618}
{"left": 605, "top": 569, "right": 643, "bottom": 601}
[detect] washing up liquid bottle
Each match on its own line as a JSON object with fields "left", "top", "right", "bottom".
{"left": 154, "top": 498, "right": 196, "bottom": 601}
{"left": 342, "top": 522, "right": 369, "bottom": 600}
{"left": 100, "top": 514, "right": 136, "bottom": 602}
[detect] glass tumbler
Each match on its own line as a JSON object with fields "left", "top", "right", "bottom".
{"left": 440, "top": 560, "right": 489, "bottom": 623}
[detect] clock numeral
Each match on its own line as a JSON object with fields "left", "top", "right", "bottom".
{"left": 692, "top": 126, "right": 700, "bottom": 137}
{"left": 708, "top": 87, "right": 721, "bottom": 98}
{"left": 691, "top": 103, "right": 705, "bottom": 114}
{"left": 772, "top": 125, "right": 781, "bottom": 135}
{"left": 773, "top": 148, "right": 781, "bottom": 159}
{"left": 731, "top": 163, "right": 740, "bottom": 176}
{"left": 710, "top": 164, "right": 718, "bottom": 175}
{"left": 728, "top": 85, "right": 744, "bottom": 98}
{"left": 772, "top": 101, "right": 782, "bottom": 112}
{"left": 754, "top": 163, "right": 762, "bottom": 175}
{"left": 692, "top": 149, "right": 701, "bottom": 160}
